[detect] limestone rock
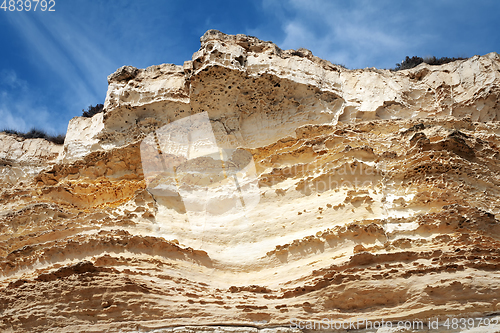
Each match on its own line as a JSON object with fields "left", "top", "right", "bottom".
{"left": 0, "top": 132, "right": 63, "bottom": 190}
{"left": 1, "top": 30, "right": 500, "bottom": 332}
{"left": 0, "top": 132, "right": 62, "bottom": 163}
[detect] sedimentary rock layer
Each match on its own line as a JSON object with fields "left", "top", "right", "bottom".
{"left": 1, "top": 30, "right": 500, "bottom": 332}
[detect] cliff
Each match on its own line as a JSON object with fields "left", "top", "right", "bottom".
{"left": 1, "top": 30, "right": 500, "bottom": 332}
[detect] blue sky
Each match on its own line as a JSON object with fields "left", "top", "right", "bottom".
{"left": 1, "top": 0, "right": 499, "bottom": 135}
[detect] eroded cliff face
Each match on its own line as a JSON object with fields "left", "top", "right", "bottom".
{"left": 1, "top": 30, "right": 500, "bottom": 332}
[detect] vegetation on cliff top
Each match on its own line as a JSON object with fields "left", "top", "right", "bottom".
{"left": 1, "top": 128, "right": 66, "bottom": 145}
{"left": 82, "top": 103, "right": 104, "bottom": 118}
{"left": 1, "top": 104, "right": 106, "bottom": 145}
{"left": 393, "top": 55, "right": 468, "bottom": 71}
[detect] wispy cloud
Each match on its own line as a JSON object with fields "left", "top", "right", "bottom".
{"left": 0, "top": 99, "right": 54, "bottom": 133}
{"left": 261, "top": 0, "right": 500, "bottom": 69}
{"left": 1, "top": 69, "right": 28, "bottom": 90}
{"left": 260, "top": 0, "right": 415, "bottom": 68}
{"left": 6, "top": 13, "right": 112, "bottom": 108}
{"left": 3, "top": 9, "right": 123, "bottom": 134}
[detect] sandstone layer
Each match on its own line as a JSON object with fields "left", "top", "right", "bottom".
{"left": 1, "top": 30, "right": 500, "bottom": 332}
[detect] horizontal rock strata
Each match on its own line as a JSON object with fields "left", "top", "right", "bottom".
{"left": 1, "top": 30, "right": 500, "bottom": 332}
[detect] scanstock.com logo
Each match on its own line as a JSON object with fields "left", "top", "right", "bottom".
{"left": 140, "top": 112, "right": 260, "bottom": 233}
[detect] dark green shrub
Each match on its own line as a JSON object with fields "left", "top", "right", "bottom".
{"left": 394, "top": 56, "right": 424, "bottom": 70}
{"left": 82, "top": 103, "right": 104, "bottom": 118}
{"left": 422, "top": 56, "right": 468, "bottom": 66}
{"left": 394, "top": 55, "right": 468, "bottom": 71}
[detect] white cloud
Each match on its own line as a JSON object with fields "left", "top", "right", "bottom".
{"left": 0, "top": 93, "right": 55, "bottom": 134}
{"left": 0, "top": 92, "right": 27, "bottom": 131}
{"left": 1, "top": 69, "right": 28, "bottom": 90}
{"left": 0, "top": 70, "right": 59, "bottom": 134}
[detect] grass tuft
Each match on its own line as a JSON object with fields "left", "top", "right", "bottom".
{"left": 1, "top": 128, "right": 65, "bottom": 145}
